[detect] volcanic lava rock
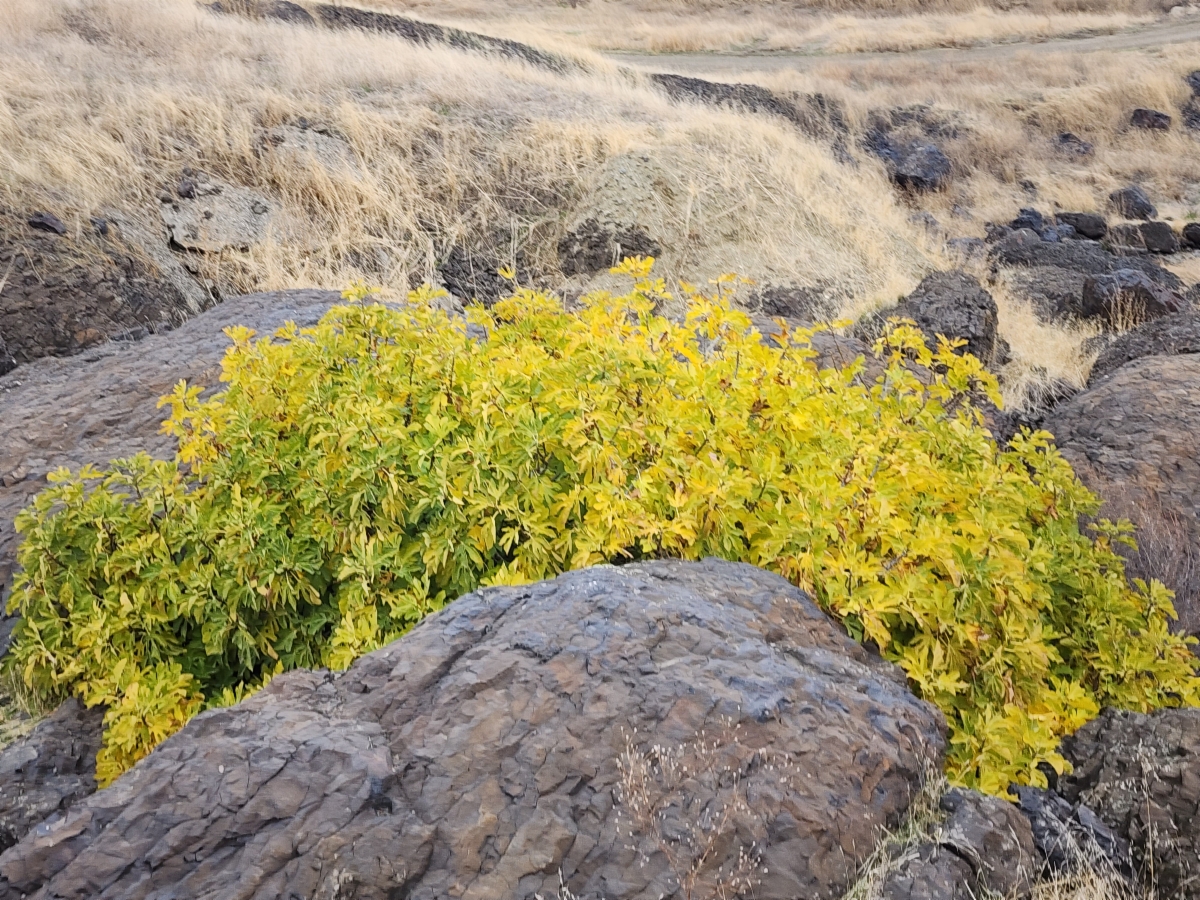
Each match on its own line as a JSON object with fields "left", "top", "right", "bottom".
{"left": 0, "top": 700, "right": 104, "bottom": 854}
{"left": 1059, "top": 708, "right": 1200, "bottom": 900}
{"left": 1055, "top": 212, "right": 1107, "bottom": 240}
{"left": 1051, "top": 354, "right": 1200, "bottom": 530}
{"left": 1109, "top": 186, "right": 1157, "bottom": 221}
{"left": 1080, "top": 269, "right": 1183, "bottom": 327}
{"left": 857, "top": 270, "right": 1003, "bottom": 366}
{"left": 0, "top": 559, "right": 946, "bottom": 900}
{"left": 1139, "top": 221, "right": 1179, "bottom": 254}
{"left": 1088, "top": 310, "right": 1200, "bottom": 386}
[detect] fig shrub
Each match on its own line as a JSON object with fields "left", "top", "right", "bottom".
{"left": 8, "top": 260, "right": 1199, "bottom": 789}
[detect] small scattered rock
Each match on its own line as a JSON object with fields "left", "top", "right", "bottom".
{"left": 1088, "top": 309, "right": 1200, "bottom": 386}
{"left": 88, "top": 216, "right": 108, "bottom": 237}
{"left": 1056, "top": 132, "right": 1094, "bottom": 157}
{"left": 1055, "top": 212, "right": 1107, "bottom": 240}
{"left": 1139, "top": 221, "right": 1180, "bottom": 254}
{"left": 1080, "top": 269, "right": 1183, "bottom": 326}
{"left": 1011, "top": 207, "right": 1045, "bottom": 232}
{"left": 1130, "top": 108, "right": 1172, "bottom": 131}
{"left": 26, "top": 212, "right": 66, "bottom": 236}
{"left": 1109, "top": 186, "right": 1157, "bottom": 220}
{"left": 1182, "top": 222, "right": 1200, "bottom": 249}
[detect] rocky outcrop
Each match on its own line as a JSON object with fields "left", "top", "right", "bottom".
{"left": 1087, "top": 310, "right": 1200, "bottom": 386}
{"left": 1139, "top": 221, "right": 1179, "bottom": 254}
{"left": 1050, "top": 354, "right": 1200, "bottom": 531}
{"left": 858, "top": 270, "right": 1004, "bottom": 366}
{"left": 1009, "top": 785, "right": 1131, "bottom": 876}
{"left": 1059, "top": 708, "right": 1200, "bottom": 899}
{"left": 0, "top": 700, "right": 103, "bottom": 854}
{"left": 1079, "top": 270, "right": 1183, "bottom": 327}
{"left": 0, "top": 209, "right": 208, "bottom": 370}
{"left": 989, "top": 229, "right": 1181, "bottom": 290}
{"left": 558, "top": 219, "right": 661, "bottom": 277}
{"left": 1109, "top": 186, "right": 1157, "bottom": 221}
{"left": 1055, "top": 212, "right": 1107, "bottom": 240}
{"left": 0, "top": 559, "right": 946, "bottom": 900}
{"left": 0, "top": 289, "right": 343, "bottom": 599}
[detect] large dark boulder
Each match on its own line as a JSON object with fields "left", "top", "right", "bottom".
{"left": 0, "top": 559, "right": 946, "bottom": 900}
{"left": 1051, "top": 354, "right": 1200, "bottom": 530}
{"left": 859, "top": 270, "right": 1003, "bottom": 366}
{"left": 1184, "top": 222, "right": 1200, "bottom": 250}
{"left": 1079, "top": 269, "right": 1184, "bottom": 327}
{"left": 1059, "top": 708, "right": 1200, "bottom": 899}
{"left": 1087, "top": 310, "right": 1200, "bottom": 386}
{"left": 0, "top": 700, "right": 103, "bottom": 854}
{"left": 868, "top": 136, "right": 952, "bottom": 192}
{"left": 1109, "top": 186, "right": 1157, "bottom": 221}
{"left": 1140, "top": 221, "right": 1180, "bottom": 254}
{"left": 1009, "top": 785, "right": 1131, "bottom": 876}
{"left": 1004, "top": 266, "right": 1088, "bottom": 322}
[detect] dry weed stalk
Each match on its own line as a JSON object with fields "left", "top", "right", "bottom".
{"left": 615, "top": 722, "right": 784, "bottom": 900}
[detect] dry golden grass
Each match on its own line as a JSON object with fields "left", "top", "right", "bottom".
{"left": 0, "top": 0, "right": 937, "bottom": 309}
{"left": 346, "top": 0, "right": 1153, "bottom": 54}
{"left": 756, "top": 41, "right": 1200, "bottom": 232}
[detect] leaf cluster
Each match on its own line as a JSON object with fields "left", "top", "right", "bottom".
{"left": 8, "top": 264, "right": 1199, "bottom": 789}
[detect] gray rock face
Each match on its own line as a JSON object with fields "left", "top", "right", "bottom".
{"left": 862, "top": 271, "right": 1002, "bottom": 366}
{"left": 1009, "top": 785, "right": 1131, "bottom": 876}
{"left": 989, "top": 229, "right": 1181, "bottom": 291}
{"left": 1140, "top": 221, "right": 1179, "bottom": 254}
{"left": 0, "top": 289, "right": 343, "bottom": 600}
{"left": 1087, "top": 310, "right": 1200, "bottom": 386}
{"left": 1004, "top": 265, "right": 1088, "bottom": 322}
{"left": 0, "top": 700, "right": 103, "bottom": 854}
{"left": 1109, "top": 186, "right": 1157, "bottom": 221}
{"left": 1050, "top": 354, "right": 1200, "bottom": 530}
{"left": 1056, "top": 212, "right": 1107, "bottom": 240}
{"left": 1059, "top": 708, "right": 1200, "bottom": 899}
{"left": 0, "top": 559, "right": 946, "bottom": 900}
{"left": 1080, "top": 270, "right": 1183, "bottom": 327}
{"left": 882, "top": 789, "right": 1037, "bottom": 900}
{"left": 159, "top": 175, "right": 274, "bottom": 252}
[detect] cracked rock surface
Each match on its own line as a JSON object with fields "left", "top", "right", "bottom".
{"left": 1049, "top": 354, "right": 1200, "bottom": 530}
{"left": 0, "top": 559, "right": 945, "bottom": 900}
{"left": 1059, "top": 708, "right": 1200, "bottom": 900}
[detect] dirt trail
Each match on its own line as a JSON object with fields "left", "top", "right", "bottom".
{"left": 606, "top": 17, "right": 1200, "bottom": 77}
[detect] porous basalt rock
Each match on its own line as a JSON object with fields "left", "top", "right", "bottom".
{"left": 1050, "top": 354, "right": 1200, "bottom": 530}
{"left": 0, "top": 700, "right": 103, "bottom": 855}
{"left": 857, "top": 270, "right": 1003, "bottom": 366}
{"left": 1055, "top": 212, "right": 1107, "bottom": 240}
{"left": 1080, "top": 269, "right": 1183, "bottom": 327}
{"left": 1109, "top": 186, "right": 1157, "bottom": 221}
{"left": 1059, "top": 708, "right": 1200, "bottom": 899}
{"left": 989, "top": 230, "right": 1181, "bottom": 291}
{"left": 1087, "top": 310, "right": 1200, "bottom": 386}
{"left": 0, "top": 209, "right": 206, "bottom": 370}
{"left": 0, "top": 559, "right": 946, "bottom": 900}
